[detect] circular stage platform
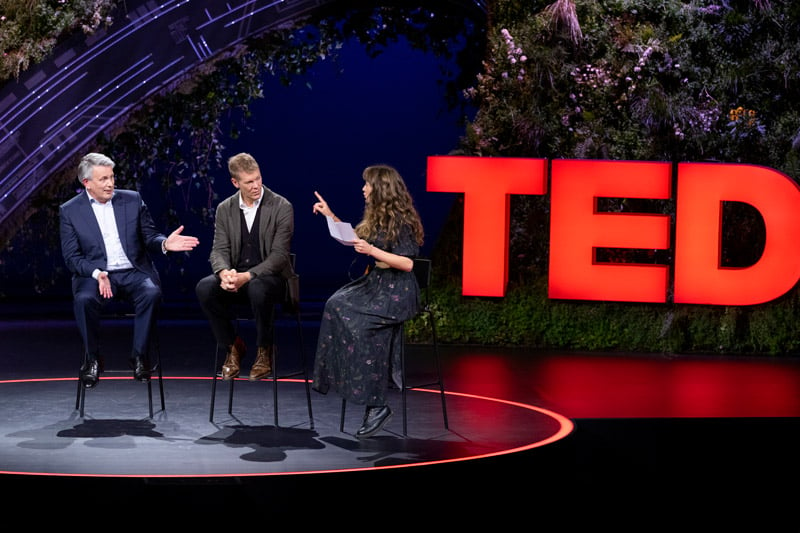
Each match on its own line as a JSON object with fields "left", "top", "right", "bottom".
{"left": 0, "top": 377, "right": 573, "bottom": 478}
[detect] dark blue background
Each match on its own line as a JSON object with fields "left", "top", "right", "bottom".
{"left": 0, "top": 35, "right": 471, "bottom": 308}
{"left": 208, "top": 36, "right": 470, "bottom": 300}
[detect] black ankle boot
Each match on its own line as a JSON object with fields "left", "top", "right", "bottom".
{"left": 356, "top": 405, "right": 392, "bottom": 439}
{"left": 130, "top": 352, "right": 151, "bottom": 382}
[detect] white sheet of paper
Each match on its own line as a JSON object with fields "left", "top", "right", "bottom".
{"left": 326, "top": 215, "right": 357, "bottom": 245}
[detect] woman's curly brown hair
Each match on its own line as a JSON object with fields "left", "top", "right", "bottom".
{"left": 355, "top": 165, "right": 424, "bottom": 246}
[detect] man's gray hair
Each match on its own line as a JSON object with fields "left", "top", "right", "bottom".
{"left": 77, "top": 152, "right": 115, "bottom": 183}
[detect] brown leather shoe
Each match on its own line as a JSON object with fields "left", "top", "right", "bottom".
{"left": 221, "top": 337, "right": 246, "bottom": 380}
{"left": 249, "top": 346, "right": 272, "bottom": 381}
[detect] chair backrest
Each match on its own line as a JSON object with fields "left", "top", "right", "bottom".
{"left": 284, "top": 253, "right": 300, "bottom": 314}
{"left": 412, "top": 258, "right": 431, "bottom": 291}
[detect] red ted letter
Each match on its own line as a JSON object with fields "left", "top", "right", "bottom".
{"left": 674, "top": 163, "right": 800, "bottom": 305}
{"left": 548, "top": 160, "right": 672, "bottom": 302}
{"left": 427, "top": 156, "right": 547, "bottom": 297}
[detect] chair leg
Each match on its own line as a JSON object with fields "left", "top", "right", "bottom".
{"left": 340, "top": 398, "right": 347, "bottom": 433}
{"left": 209, "top": 345, "right": 237, "bottom": 421}
{"left": 77, "top": 366, "right": 86, "bottom": 418}
{"left": 429, "top": 313, "right": 448, "bottom": 429}
{"left": 146, "top": 334, "right": 164, "bottom": 418}
{"left": 271, "top": 345, "right": 278, "bottom": 427}
{"left": 228, "top": 376, "right": 235, "bottom": 415}
{"left": 157, "top": 362, "right": 165, "bottom": 412}
{"left": 147, "top": 380, "right": 154, "bottom": 418}
{"left": 295, "top": 314, "right": 314, "bottom": 429}
{"left": 400, "top": 329, "right": 408, "bottom": 436}
{"left": 209, "top": 380, "right": 217, "bottom": 422}
{"left": 209, "top": 345, "right": 220, "bottom": 422}
{"left": 76, "top": 351, "right": 88, "bottom": 416}
{"left": 76, "top": 356, "right": 84, "bottom": 411}
{"left": 154, "top": 335, "right": 166, "bottom": 413}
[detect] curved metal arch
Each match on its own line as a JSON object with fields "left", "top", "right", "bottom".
{"left": 0, "top": 0, "right": 486, "bottom": 245}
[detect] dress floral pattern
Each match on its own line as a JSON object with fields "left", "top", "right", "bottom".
{"left": 312, "top": 224, "right": 420, "bottom": 406}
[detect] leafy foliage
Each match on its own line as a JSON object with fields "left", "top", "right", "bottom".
{"left": 406, "top": 276, "right": 800, "bottom": 355}
{"left": 0, "top": 0, "right": 117, "bottom": 82}
{"left": 419, "top": 0, "right": 800, "bottom": 354}
{"left": 463, "top": 0, "right": 800, "bottom": 167}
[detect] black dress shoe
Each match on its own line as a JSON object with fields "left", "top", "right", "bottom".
{"left": 356, "top": 405, "right": 393, "bottom": 439}
{"left": 80, "top": 359, "right": 100, "bottom": 388}
{"left": 130, "top": 356, "right": 151, "bottom": 382}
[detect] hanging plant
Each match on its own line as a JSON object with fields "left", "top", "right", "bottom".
{"left": 0, "top": 0, "right": 118, "bottom": 82}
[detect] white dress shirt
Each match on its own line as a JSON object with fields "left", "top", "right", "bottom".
{"left": 238, "top": 191, "right": 262, "bottom": 232}
{"left": 89, "top": 191, "right": 133, "bottom": 278}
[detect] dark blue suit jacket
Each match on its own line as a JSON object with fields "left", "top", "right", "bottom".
{"left": 59, "top": 189, "right": 166, "bottom": 285}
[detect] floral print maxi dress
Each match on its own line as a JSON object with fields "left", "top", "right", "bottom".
{"left": 312, "top": 224, "right": 420, "bottom": 406}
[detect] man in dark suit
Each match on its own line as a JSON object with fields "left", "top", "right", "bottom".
{"left": 195, "top": 152, "right": 294, "bottom": 382}
{"left": 60, "top": 152, "right": 199, "bottom": 387}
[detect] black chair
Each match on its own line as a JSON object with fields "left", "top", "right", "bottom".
{"left": 75, "top": 312, "right": 165, "bottom": 418}
{"left": 340, "top": 257, "right": 448, "bottom": 436}
{"left": 209, "top": 254, "right": 314, "bottom": 428}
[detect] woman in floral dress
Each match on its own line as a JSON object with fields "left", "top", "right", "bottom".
{"left": 312, "top": 164, "right": 424, "bottom": 438}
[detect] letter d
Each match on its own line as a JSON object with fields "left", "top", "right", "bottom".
{"left": 674, "top": 163, "right": 800, "bottom": 305}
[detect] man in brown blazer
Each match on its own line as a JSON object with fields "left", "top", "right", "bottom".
{"left": 195, "top": 153, "right": 294, "bottom": 381}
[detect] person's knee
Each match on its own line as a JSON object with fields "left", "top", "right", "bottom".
{"left": 247, "top": 276, "right": 283, "bottom": 304}
{"left": 145, "top": 285, "right": 162, "bottom": 303}
{"left": 73, "top": 291, "right": 98, "bottom": 311}
{"left": 140, "top": 288, "right": 162, "bottom": 310}
{"left": 132, "top": 277, "right": 161, "bottom": 307}
{"left": 195, "top": 275, "right": 216, "bottom": 303}
{"left": 247, "top": 289, "right": 274, "bottom": 310}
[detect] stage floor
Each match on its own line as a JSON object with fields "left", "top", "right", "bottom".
{"left": 2, "top": 316, "right": 800, "bottom": 528}
{"left": 0, "top": 376, "right": 570, "bottom": 477}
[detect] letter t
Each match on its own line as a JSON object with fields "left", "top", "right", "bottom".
{"left": 427, "top": 156, "right": 548, "bottom": 297}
